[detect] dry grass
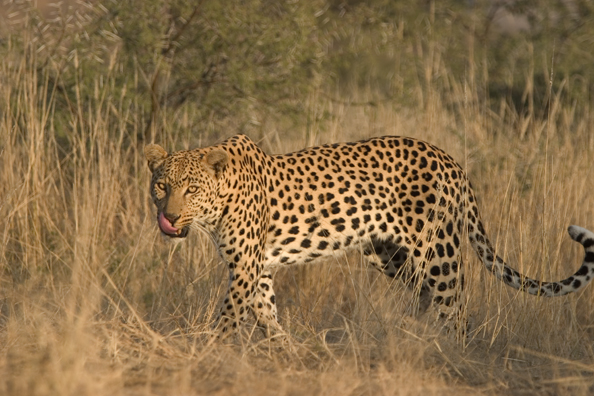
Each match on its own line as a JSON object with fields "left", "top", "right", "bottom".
{"left": 3, "top": 8, "right": 594, "bottom": 396}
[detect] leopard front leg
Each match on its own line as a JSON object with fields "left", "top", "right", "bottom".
{"left": 215, "top": 266, "right": 258, "bottom": 337}
{"left": 215, "top": 266, "right": 283, "bottom": 339}
{"left": 213, "top": 179, "right": 276, "bottom": 338}
{"left": 250, "top": 268, "right": 284, "bottom": 337}
{"left": 214, "top": 202, "right": 274, "bottom": 337}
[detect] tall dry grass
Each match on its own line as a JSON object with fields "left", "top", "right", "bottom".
{"left": 2, "top": 9, "right": 594, "bottom": 396}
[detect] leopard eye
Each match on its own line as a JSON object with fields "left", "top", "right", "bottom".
{"left": 155, "top": 182, "right": 166, "bottom": 191}
{"left": 186, "top": 185, "right": 199, "bottom": 194}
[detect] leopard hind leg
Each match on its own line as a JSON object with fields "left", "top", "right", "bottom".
{"left": 424, "top": 251, "right": 468, "bottom": 338}
{"left": 366, "top": 236, "right": 468, "bottom": 339}
{"left": 364, "top": 237, "right": 432, "bottom": 316}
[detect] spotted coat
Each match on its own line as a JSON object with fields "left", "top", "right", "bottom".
{"left": 144, "top": 134, "right": 594, "bottom": 336}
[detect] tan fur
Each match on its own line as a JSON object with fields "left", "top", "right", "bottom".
{"left": 145, "top": 134, "right": 594, "bottom": 339}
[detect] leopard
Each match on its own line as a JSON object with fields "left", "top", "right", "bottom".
{"left": 144, "top": 134, "right": 594, "bottom": 338}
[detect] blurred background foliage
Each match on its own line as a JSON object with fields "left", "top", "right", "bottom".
{"left": 1, "top": 0, "right": 593, "bottom": 146}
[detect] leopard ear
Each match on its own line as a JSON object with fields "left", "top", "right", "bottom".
{"left": 144, "top": 144, "right": 168, "bottom": 172}
{"left": 204, "top": 149, "right": 228, "bottom": 179}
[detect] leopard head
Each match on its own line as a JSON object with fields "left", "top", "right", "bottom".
{"left": 144, "top": 144, "right": 228, "bottom": 238}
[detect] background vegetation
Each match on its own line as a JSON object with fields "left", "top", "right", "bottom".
{"left": 1, "top": 0, "right": 594, "bottom": 394}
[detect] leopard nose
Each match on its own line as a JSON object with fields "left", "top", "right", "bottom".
{"left": 163, "top": 213, "right": 181, "bottom": 225}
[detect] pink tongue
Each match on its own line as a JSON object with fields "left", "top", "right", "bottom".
{"left": 158, "top": 212, "right": 178, "bottom": 234}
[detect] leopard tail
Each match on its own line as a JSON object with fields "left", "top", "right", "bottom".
{"left": 469, "top": 219, "right": 594, "bottom": 296}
